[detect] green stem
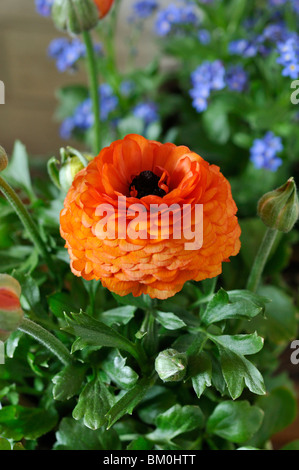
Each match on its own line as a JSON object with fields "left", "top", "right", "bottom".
{"left": 0, "top": 174, "right": 54, "bottom": 272}
{"left": 246, "top": 227, "right": 278, "bottom": 293}
{"left": 18, "top": 318, "right": 73, "bottom": 366}
{"left": 82, "top": 30, "right": 101, "bottom": 155}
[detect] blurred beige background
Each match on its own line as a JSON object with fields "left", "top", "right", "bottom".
{"left": 0, "top": 0, "right": 165, "bottom": 158}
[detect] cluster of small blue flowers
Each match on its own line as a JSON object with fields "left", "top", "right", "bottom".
{"left": 132, "top": 0, "right": 159, "bottom": 19}
{"left": 132, "top": 102, "right": 159, "bottom": 126}
{"left": 48, "top": 38, "right": 102, "bottom": 72}
{"left": 35, "top": 0, "right": 54, "bottom": 16}
{"left": 189, "top": 61, "right": 226, "bottom": 112}
{"left": 190, "top": 61, "right": 248, "bottom": 112}
{"left": 155, "top": 3, "right": 199, "bottom": 36}
{"left": 226, "top": 65, "right": 248, "bottom": 92}
{"left": 269, "top": 0, "right": 299, "bottom": 14}
{"left": 48, "top": 38, "right": 103, "bottom": 72}
{"left": 228, "top": 17, "right": 299, "bottom": 79}
{"left": 229, "top": 18, "right": 290, "bottom": 58}
{"left": 229, "top": 39, "right": 259, "bottom": 58}
{"left": 269, "top": 0, "right": 287, "bottom": 7}
{"left": 60, "top": 84, "right": 118, "bottom": 139}
{"left": 291, "top": 0, "right": 299, "bottom": 14}
{"left": 276, "top": 35, "right": 299, "bottom": 79}
{"left": 250, "top": 132, "right": 283, "bottom": 171}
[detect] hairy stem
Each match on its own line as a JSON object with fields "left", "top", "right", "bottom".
{"left": 0, "top": 174, "right": 54, "bottom": 272}
{"left": 18, "top": 318, "right": 73, "bottom": 366}
{"left": 246, "top": 227, "right": 278, "bottom": 293}
{"left": 82, "top": 30, "right": 101, "bottom": 155}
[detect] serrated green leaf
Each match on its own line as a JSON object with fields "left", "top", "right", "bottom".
{"left": 98, "top": 305, "right": 137, "bottom": 327}
{"left": 52, "top": 363, "right": 86, "bottom": 401}
{"left": 207, "top": 401, "right": 264, "bottom": 444}
{"left": 190, "top": 352, "right": 212, "bottom": 398}
{"left": 106, "top": 377, "right": 152, "bottom": 429}
{"left": 201, "top": 288, "right": 264, "bottom": 325}
{"left": 220, "top": 349, "right": 266, "bottom": 400}
{"left": 54, "top": 418, "right": 121, "bottom": 450}
{"left": 155, "top": 311, "right": 186, "bottom": 330}
{"left": 62, "top": 311, "right": 139, "bottom": 359}
{"left": 73, "top": 375, "right": 115, "bottom": 430}
{"left": 0, "top": 406, "right": 58, "bottom": 440}
{"left": 101, "top": 351, "right": 139, "bottom": 390}
{"left": 209, "top": 333, "right": 264, "bottom": 356}
{"left": 147, "top": 404, "right": 204, "bottom": 443}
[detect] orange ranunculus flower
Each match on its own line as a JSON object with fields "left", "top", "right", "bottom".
{"left": 93, "top": 0, "right": 114, "bottom": 18}
{"left": 60, "top": 134, "right": 241, "bottom": 300}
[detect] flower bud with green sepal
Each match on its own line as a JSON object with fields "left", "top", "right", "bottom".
{"left": 59, "top": 150, "right": 92, "bottom": 192}
{"left": 51, "top": 0, "right": 99, "bottom": 35}
{"left": 155, "top": 348, "right": 188, "bottom": 382}
{"left": 258, "top": 177, "right": 299, "bottom": 233}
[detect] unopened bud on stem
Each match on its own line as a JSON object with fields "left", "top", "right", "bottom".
{"left": 258, "top": 177, "right": 299, "bottom": 233}
{"left": 52, "top": 0, "right": 99, "bottom": 35}
{"left": 155, "top": 348, "right": 187, "bottom": 382}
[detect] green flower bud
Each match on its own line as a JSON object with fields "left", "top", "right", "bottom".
{"left": 155, "top": 348, "right": 187, "bottom": 382}
{"left": 0, "top": 145, "right": 8, "bottom": 172}
{"left": 0, "top": 274, "right": 23, "bottom": 342}
{"left": 258, "top": 177, "right": 299, "bottom": 233}
{"left": 52, "top": 0, "right": 99, "bottom": 35}
{"left": 59, "top": 149, "right": 92, "bottom": 192}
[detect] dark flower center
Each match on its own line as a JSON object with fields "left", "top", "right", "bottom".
{"left": 130, "top": 171, "right": 166, "bottom": 198}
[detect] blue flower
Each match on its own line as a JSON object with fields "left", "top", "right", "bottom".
{"left": 60, "top": 84, "right": 118, "bottom": 138}
{"left": 197, "top": 29, "right": 211, "bottom": 45}
{"left": 250, "top": 132, "right": 283, "bottom": 171}
{"left": 35, "top": 0, "right": 54, "bottom": 16}
{"left": 60, "top": 117, "right": 75, "bottom": 140}
{"left": 132, "top": 0, "right": 159, "bottom": 19}
{"left": 276, "top": 36, "right": 299, "bottom": 79}
{"left": 100, "top": 84, "right": 119, "bottom": 121}
{"left": 190, "top": 61, "right": 226, "bottom": 113}
{"left": 155, "top": 3, "right": 198, "bottom": 36}
{"left": 48, "top": 38, "right": 102, "bottom": 72}
{"left": 291, "top": 0, "right": 299, "bottom": 15}
{"left": 133, "top": 102, "right": 159, "bottom": 126}
{"left": 229, "top": 39, "right": 258, "bottom": 57}
{"left": 226, "top": 65, "right": 248, "bottom": 92}
{"left": 120, "top": 80, "right": 135, "bottom": 97}
{"left": 268, "top": 0, "right": 287, "bottom": 7}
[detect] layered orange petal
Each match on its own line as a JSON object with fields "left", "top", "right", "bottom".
{"left": 60, "top": 134, "right": 241, "bottom": 299}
